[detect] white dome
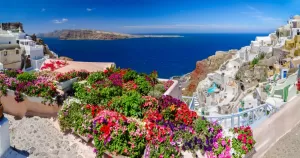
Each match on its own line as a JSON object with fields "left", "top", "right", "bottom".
{"left": 294, "top": 15, "right": 300, "bottom": 19}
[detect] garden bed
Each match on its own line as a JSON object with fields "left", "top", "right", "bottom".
{"left": 58, "top": 67, "right": 256, "bottom": 158}
{"left": 1, "top": 89, "right": 60, "bottom": 118}
{"left": 0, "top": 69, "right": 74, "bottom": 118}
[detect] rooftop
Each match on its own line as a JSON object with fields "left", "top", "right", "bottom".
{"left": 42, "top": 59, "right": 116, "bottom": 73}
{"left": 0, "top": 44, "right": 20, "bottom": 50}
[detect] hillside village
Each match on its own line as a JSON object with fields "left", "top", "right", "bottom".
{"left": 0, "top": 15, "right": 300, "bottom": 158}
{"left": 183, "top": 15, "right": 300, "bottom": 127}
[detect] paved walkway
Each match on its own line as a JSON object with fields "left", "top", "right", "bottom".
{"left": 263, "top": 121, "right": 300, "bottom": 158}
{"left": 5, "top": 114, "right": 95, "bottom": 158}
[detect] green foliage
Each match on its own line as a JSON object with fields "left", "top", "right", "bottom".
{"left": 258, "top": 52, "right": 265, "bottom": 60}
{"left": 4, "top": 69, "right": 18, "bottom": 78}
{"left": 154, "top": 83, "right": 165, "bottom": 92}
{"left": 147, "top": 90, "right": 163, "bottom": 98}
{"left": 110, "top": 91, "right": 145, "bottom": 118}
{"left": 251, "top": 57, "right": 259, "bottom": 67}
{"left": 87, "top": 72, "right": 105, "bottom": 84}
{"left": 134, "top": 76, "right": 152, "bottom": 95}
{"left": 16, "top": 72, "right": 37, "bottom": 82}
{"left": 193, "top": 117, "right": 209, "bottom": 135}
{"left": 123, "top": 69, "right": 138, "bottom": 82}
{"left": 94, "top": 121, "right": 146, "bottom": 158}
{"left": 149, "top": 140, "right": 181, "bottom": 158}
{"left": 73, "top": 82, "right": 122, "bottom": 105}
{"left": 58, "top": 100, "right": 93, "bottom": 136}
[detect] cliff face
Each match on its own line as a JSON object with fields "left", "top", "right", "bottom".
{"left": 39, "top": 30, "right": 132, "bottom": 40}
{"left": 1, "top": 22, "right": 24, "bottom": 32}
{"left": 183, "top": 51, "right": 235, "bottom": 95}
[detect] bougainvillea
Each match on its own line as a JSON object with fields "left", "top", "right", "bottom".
{"left": 40, "top": 60, "right": 68, "bottom": 71}
{"left": 55, "top": 70, "right": 90, "bottom": 82}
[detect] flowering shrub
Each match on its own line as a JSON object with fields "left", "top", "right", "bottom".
{"left": 40, "top": 60, "right": 68, "bottom": 71}
{"left": 93, "top": 110, "right": 146, "bottom": 158}
{"left": 56, "top": 70, "right": 90, "bottom": 82}
{"left": 58, "top": 67, "right": 256, "bottom": 158}
{"left": 230, "top": 126, "right": 255, "bottom": 158}
{"left": 123, "top": 81, "right": 138, "bottom": 91}
{"left": 0, "top": 71, "right": 58, "bottom": 103}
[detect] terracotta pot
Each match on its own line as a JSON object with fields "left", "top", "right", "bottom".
{"left": 0, "top": 103, "right": 3, "bottom": 120}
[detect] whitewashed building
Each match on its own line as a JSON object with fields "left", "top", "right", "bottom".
{"left": 0, "top": 23, "right": 48, "bottom": 71}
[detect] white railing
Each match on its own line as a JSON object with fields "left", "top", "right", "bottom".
{"left": 183, "top": 95, "right": 279, "bottom": 129}
{"left": 204, "top": 104, "right": 278, "bottom": 129}
{"left": 182, "top": 96, "right": 195, "bottom": 110}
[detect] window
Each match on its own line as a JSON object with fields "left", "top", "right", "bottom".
{"left": 4, "top": 51, "right": 7, "bottom": 56}
{"left": 16, "top": 50, "right": 19, "bottom": 54}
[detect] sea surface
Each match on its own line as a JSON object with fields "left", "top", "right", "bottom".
{"left": 43, "top": 33, "right": 268, "bottom": 78}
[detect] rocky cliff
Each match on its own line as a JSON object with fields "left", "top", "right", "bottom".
{"left": 183, "top": 51, "right": 236, "bottom": 95}
{"left": 235, "top": 64, "right": 268, "bottom": 89}
{"left": 39, "top": 30, "right": 133, "bottom": 40}
{"left": 1, "top": 22, "right": 24, "bottom": 32}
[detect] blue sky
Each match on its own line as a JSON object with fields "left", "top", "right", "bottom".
{"left": 1, "top": 0, "right": 299, "bottom": 34}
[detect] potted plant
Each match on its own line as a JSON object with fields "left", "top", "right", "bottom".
{"left": 55, "top": 70, "right": 89, "bottom": 91}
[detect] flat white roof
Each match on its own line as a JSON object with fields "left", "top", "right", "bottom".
{"left": 19, "top": 39, "right": 33, "bottom": 42}
{"left": 256, "top": 36, "right": 271, "bottom": 41}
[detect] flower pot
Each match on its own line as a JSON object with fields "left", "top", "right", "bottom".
{"left": 56, "top": 77, "right": 78, "bottom": 91}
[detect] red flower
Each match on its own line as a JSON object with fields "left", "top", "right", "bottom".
{"left": 100, "top": 125, "right": 110, "bottom": 135}
{"left": 248, "top": 139, "right": 253, "bottom": 144}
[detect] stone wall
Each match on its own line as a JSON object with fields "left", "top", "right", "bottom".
{"left": 183, "top": 52, "right": 235, "bottom": 95}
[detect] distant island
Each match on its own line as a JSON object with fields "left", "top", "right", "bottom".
{"left": 37, "top": 29, "right": 183, "bottom": 40}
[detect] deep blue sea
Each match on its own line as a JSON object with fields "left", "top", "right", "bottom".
{"left": 43, "top": 33, "right": 268, "bottom": 78}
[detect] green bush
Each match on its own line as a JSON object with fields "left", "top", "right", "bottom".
{"left": 58, "top": 99, "right": 93, "bottom": 137}
{"left": 134, "top": 76, "right": 152, "bottom": 95}
{"left": 147, "top": 90, "right": 163, "bottom": 98}
{"left": 110, "top": 91, "right": 145, "bottom": 118}
{"left": 4, "top": 69, "right": 19, "bottom": 78}
{"left": 87, "top": 72, "right": 105, "bottom": 84}
{"left": 16, "top": 72, "right": 37, "bottom": 82}
{"left": 154, "top": 83, "right": 165, "bottom": 92}
{"left": 123, "top": 69, "right": 138, "bottom": 82}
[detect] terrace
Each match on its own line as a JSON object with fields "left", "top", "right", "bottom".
{"left": 0, "top": 66, "right": 256, "bottom": 158}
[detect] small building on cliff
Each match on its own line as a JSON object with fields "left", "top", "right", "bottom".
{"left": 0, "top": 44, "right": 23, "bottom": 69}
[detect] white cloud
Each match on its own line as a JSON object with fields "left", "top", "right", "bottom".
{"left": 41, "top": 8, "right": 46, "bottom": 12}
{"left": 87, "top": 8, "right": 95, "bottom": 12}
{"left": 242, "top": 5, "right": 282, "bottom": 23}
{"left": 53, "top": 18, "right": 68, "bottom": 24}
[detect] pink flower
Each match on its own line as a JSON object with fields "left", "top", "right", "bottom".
{"left": 221, "top": 140, "right": 226, "bottom": 146}
{"left": 213, "top": 142, "right": 218, "bottom": 148}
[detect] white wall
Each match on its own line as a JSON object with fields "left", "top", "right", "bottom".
{"left": 0, "top": 49, "right": 22, "bottom": 68}
{"left": 0, "top": 36, "right": 16, "bottom": 44}
{"left": 31, "top": 57, "right": 46, "bottom": 70}
{"left": 291, "top": 28, "right": 300, "bottom": 39}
